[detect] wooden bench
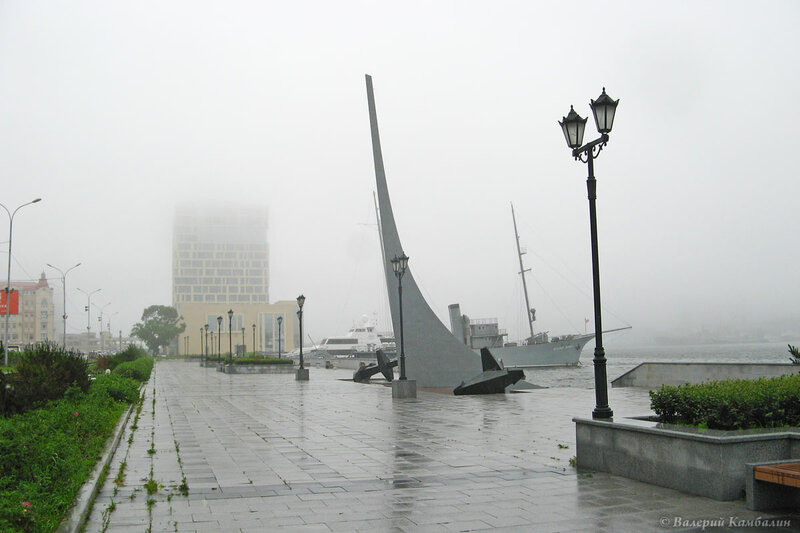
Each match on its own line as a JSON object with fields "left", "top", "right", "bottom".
{"left": 747, "top": 460, "right": 800, "bottom": 510}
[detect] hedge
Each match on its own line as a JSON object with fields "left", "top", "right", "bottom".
{"left": 650, "top": 374, "right": 800, "bottom": 430}
{"left": 0, "top": 373, "right": 141, "bottom": 532}
{"left": 231, "top": 357, "right": 293, "bottom": 366}
{"left": 112, "top": 357, "right": 154, "bottom": 382}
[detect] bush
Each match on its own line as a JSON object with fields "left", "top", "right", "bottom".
{"left": 89, "top": 373, "right": 140, "bottom": 403}
{"left": 650, "top": 374, "right": 800, "bottom": 430}
{"left": 112, "top": 357, "right": 153, "bottom": 382}
{"left": 1, "top": 344, "right": 89, "bottom": 415}
{"left": 96, "top": 345, "right": 148, "bottom": 372}
{"left": 0, "top": 375, "right": 132, "bottom": 532}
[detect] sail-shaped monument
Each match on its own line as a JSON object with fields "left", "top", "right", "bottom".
{"left": 365, "top": 74, "right": 489, "bottom": 388}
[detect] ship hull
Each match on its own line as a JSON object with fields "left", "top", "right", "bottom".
{"left": 481, "top": 334, "right": 594, "bottom": 368}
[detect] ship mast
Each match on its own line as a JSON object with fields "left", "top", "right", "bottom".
{"left": 511, "top": 203, "right": 535, "bottom": 341}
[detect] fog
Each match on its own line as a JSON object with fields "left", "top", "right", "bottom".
{"left": 1, "top": 1, "right": 798, "bottom": 346}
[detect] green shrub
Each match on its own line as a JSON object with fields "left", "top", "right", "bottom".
{"left": 0, "top": 383, "right": 128, "bottom": 532}
{"left": 650, "top": 374, "right": 800, "bottom": 430}
{"left": 89, "top": 374, "right": 140, "bottom": 403}
{"left": 2, "top": 343, "right": 89, "bottom": 415}
{"left": 112, "top": 357, "right": 153, "bottom": 382}
{"left": 97, "top": 346, "right": 148, "bottom": 372}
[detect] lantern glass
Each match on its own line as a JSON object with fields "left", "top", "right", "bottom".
{"left": 558, "top": 106, "right": 587, "bottom": 149}
{"left": 398, "top": 253, "right": 409, "bottom": 272}
{"left": 297, "top": 294, "right": 305, "bottom": 309}
{"left": 391, "top": 256, "right": 400, "bottom": 273}
{"left": 590, "top": 88, "right": 619, "bottom": 134}
{"left": 277, "top": 316, "right": 283, "bottom": 325}
{"left": 227, "top": 309, "right": 233, "bottom": 319}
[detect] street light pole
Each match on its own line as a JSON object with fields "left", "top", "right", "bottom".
{"left": 559, "top": 88, "right": 619, "bottom": 420}
{"left": 227, "top": 309, "right": 233, "bottom": 365}
{"left": 276, "top": 316, "right": 283, "bottom": 359}
{"left": 391, "top": 253, "right": 409, "bottom": 380}
{"left": 296, "top": 295, "right": 308, "bottom": 380}
{"left": 204, "top": 324, "right": 209, "bottom": 364}
{"left": 77, "top": 288, "right": 101, "bottom": 354}
{"left": 217, "top": 316, "right": 222, "bottom": 364}
{"left": 241, "top": 326, "right": 245, "bottom": 356}
{"left": 252, "top": 324, "right": 256, "bottom": 356}
{"left": 46, "top": 262, "right": 81, "bottom": 349}
{"left": 94, "top": 302, "right": 111, "bottom": 352}
{"left": 1, "top": 198, "right": 42, "bottom": 365}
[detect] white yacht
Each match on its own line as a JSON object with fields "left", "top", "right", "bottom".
{"left": 310, "top": 316, "right": 396, "bottom": 360}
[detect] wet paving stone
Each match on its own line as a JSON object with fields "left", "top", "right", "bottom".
{"left": 83, "top": 360, "right": 800, "bottom": 532}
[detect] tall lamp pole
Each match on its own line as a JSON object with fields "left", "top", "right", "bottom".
{"left": 558, "top": 87, "right": 620, "bottom": 420}
{"left": 217, "top": 315, "right": 222, "bottom": 364}
{"left": 1, "top": 198, "right": 42, "bottom": 364}
{"left": 295, "top": 295, "right": 308, "bottom": 380}
{"left": 227, "top": 309, "right": 233, "bottom": 365}
{"left": 77, "top": 288, "right": 101, "bottom": 354}
{"left": 241, "top": 326, "right": 245, "bottom": 356}
{"left": 252, "top": 324, "right": 256, "bottom": 356}
{"left": 204, "top": 324, "right": 209, "bottom": 364}
{"left": 94, "top": 302, "right": 111, "bottom": 352}
{"left": 46, "top": 262, "right": 81, "bottom": 349}
{"left": 390, "top": 253, "right": 409, "bottom": 380}
{"left": 276, "top": 316, "right": 283, "bottom": 359}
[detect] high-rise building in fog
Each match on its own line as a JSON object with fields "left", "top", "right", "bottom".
{"left": 172, "top": 205, "right": 270, "bottom": 306}
{"left": 171, "top": 205, "right": 299, "bottom": 356}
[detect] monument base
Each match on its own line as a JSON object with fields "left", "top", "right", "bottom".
{"left": 295, "top": 367, "right": 309, "bottom": 381}
{"left": 392, "top": 379, "right": 417, "bottom": 399}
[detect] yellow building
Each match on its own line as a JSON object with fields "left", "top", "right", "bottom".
{"left": 178, "top": 300, "right": 299, "bottom": 356}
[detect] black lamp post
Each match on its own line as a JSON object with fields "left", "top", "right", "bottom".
{"left": 390, "top": 253, "right": 409, "bottom": 380}
{"left": 217, "top": 316, "right": 222, "bottom": 364}
{"left": 296, "top": 295, "right": 305, "bottom": 369}
{"left": 252, "top": 324, "right": 256, "bottom": 356}
{"left": 199, "top": 328, "right": 204, "bottom": 362}
{"left": 227, "top": 310, "right": 233, "bottom": 365}
{"left": 204, "top": 324, "right": 209, "bottom": 364}
{"left": 241, "top": 327, "right": 245, "bottom": 356}
{"left": 277, "top": 316, "right": 283, "bottom": 358}
{"left": 559, "top": 87, "right": 619, "bottom": 420}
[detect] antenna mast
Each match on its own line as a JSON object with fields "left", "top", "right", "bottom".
{"left": 511, "top": 203, "right": 535, "bottom": 341}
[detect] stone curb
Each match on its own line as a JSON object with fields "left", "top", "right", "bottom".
{"left": 56, "top": 379, "right": 149, "bottom": 533}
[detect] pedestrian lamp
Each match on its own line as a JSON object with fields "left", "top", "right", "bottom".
{"left": 276, "top": 316, "right": 283, "bottom": 358}
{"left": 558, "top": 88, "right": 619, "bottom": 420}
{"left": 390, "top": 253, "right": 409, "bottom": 380}
{"left": 252, "top": 323, "right": 256, "bottom": 356}
{"left": 216, "top": 315, "right": 222, "bottom": 363}
{"left": 204, "top": 324, "right": 209, "bottom": 364}
{"left": 296, "top": 294, "right": 306, "bottom": 373}
{"left": 227, "top": 310, "right": 233, "bottom": 365}
{"left": 241, "top": 326, "right": 245, "bottom": 356}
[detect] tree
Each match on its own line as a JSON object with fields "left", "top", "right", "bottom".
{"left": 131, "top": 305, "right": 186, "bottom": 356}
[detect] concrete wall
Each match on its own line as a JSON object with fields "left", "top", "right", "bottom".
{"left": 575, "top": 417, "right": 800, "bottom": 500}
{"left": 612, "top": 362, "right": 798, "bottom": 388}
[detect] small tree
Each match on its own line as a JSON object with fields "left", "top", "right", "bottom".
{"left": 131, "top": 305, "right": 186, "bottom": 356}
{"left": 789, "top": 344, "right": 800, "bottom": 365}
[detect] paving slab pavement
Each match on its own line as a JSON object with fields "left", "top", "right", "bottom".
{"left": 84, "top": 361, "right": 799, "bottom": 532}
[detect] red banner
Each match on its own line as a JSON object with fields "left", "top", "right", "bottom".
{"left": 0, "top": 290, "right": 19, "bottom": 315}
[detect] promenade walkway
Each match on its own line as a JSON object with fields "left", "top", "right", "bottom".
{"left": 85, "top": 361, "right": 797, "bottom": 532}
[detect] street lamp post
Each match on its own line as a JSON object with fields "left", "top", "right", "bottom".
{"left": 94, "top": 302, "right": 111, "bottom": 352}
{"left": 46, "top": 262, "right": 81, "bottom": 349}
{"left": 276, "top": 316, "right": 283, "bottom": 359}
{"left": 204, "top": 324, "right": 209, "bottom": 364}
{"left": 558, "top": 87, "right": 619, "bottom": 420}
{"left": 227, "top": 309, "right": 233, "bottom": 365}
{"left": 1, "top": 198, "right": 42, "bottom": 365}
{"left": 241, "top": 326, "right": 245, "bottom": 356}
{"left": 252, "top": 324, "right": 256, "bottom": 356}
{"left": 217, "top": 316, "right": 222, "bottom": 364}
{"left": 210, "top": 331, "right": 215, "bottom": 362}
{"left": 295, "top": 295, "right": 308, "bottom": 380}
{"left": 77, "top": 288, "right": 101, "bottom": 354}
{"left": 390, "top": 253, "right": 409, "bottom": 380}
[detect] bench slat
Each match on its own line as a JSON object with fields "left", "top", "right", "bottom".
{"left": 754, "top": 463, "right": 800, "bottom": 488}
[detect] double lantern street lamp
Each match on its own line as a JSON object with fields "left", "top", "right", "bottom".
{"left": 558, "top": 87, "right": 619, "bottom": 420}
{"left": 2, "top": 198, "right": 42, "bottom": 365}
{"left": 390, "top": 253, "right": 409, "bottom": 380}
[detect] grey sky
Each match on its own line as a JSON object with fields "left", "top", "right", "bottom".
{"left": 1, "top": 1, "right": 798, "bottom": 345}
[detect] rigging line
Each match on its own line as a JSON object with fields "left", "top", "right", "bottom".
{"left": 529, "top": 273, "right": 582, "bottom": 334}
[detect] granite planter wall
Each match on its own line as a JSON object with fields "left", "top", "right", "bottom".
{"left": 217, "top": 364, "right": 295, "bottom": 374}
{"left": 574, "top": 417, "right": 800, "bottom": 500}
